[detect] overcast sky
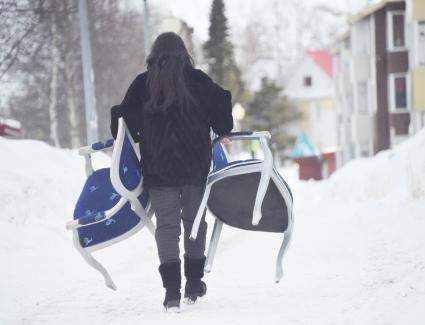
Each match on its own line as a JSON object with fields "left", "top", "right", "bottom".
{"left": 145, "top": 0, "right": 374, "bottom": 41}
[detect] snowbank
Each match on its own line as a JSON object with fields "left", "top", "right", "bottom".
{"left": 0, "top": 138, "right": 111, "bottom": 324}
{"left": 325, "top": 128, "right": 425, "bottom": 203}
{"left": 291, "top": 129, "right": 425, "bottom": 324}
{"left": 0, "top": 129, "right": 424, "bottom": 325}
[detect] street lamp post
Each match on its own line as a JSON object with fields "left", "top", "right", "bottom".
{"left": 143, "top": 0, "right": 151, "bottom": 60}
{"left": 78, "top": 0, "right": 98, "bottom": 145}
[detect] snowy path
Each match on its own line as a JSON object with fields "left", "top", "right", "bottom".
{"left": 1, "top": 133, "right": 425, "bottom": 325}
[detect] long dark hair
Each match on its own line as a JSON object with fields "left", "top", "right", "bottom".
{"left": 145, "top": 32, "right": 196, "bottom": 114}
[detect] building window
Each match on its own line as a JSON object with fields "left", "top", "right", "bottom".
{"left": 360, "top": 141, "right": 370, "bottom": 157}
{"left": 417, "top": 21, "right": 425, "bottom": 66}
{"left": 352, "top": 19, "right": 370, "bottom": 55}
{"left": 346, "top": 93, "right": 353, "bottom": 115}
{"left": 357, "top": 81, "right": 369, "bottom": 114}
{"left": 343, "top": 36, "right": 350, "bottom": 50}
{"left": 349, "top": 142, "right": 356, "bottom": 160}
{"left": 389, "top": 73, "right": 409, "bottom": 112}
{"left": 387, "top": 11, "right": 406, "bottom": 51}
{"left": 303, "top": 76, "right": 312, "bottom": 87}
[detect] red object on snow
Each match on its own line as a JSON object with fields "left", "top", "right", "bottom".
{"left": 321, "top": 151, "right": 336, "bottom": 178}
{"left": 0, "top": 117, "right": 22, "bottom": 138}
{"left": 306, "top": 50, "right": 333, "bottom": 77}
{"left": 295, "top": 156, "right": 323, "bottom": 181}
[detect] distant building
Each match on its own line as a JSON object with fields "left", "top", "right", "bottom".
{"left": 285, "top": 50, "right": 338, "bottom": 156}
{"left": 332, "top": 0, "right": 423, "bottom": 165}
{"left": 406, "top": 0, "right": 425, "bottom": 131}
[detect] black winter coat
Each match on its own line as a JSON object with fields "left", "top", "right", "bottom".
{"left": 110, "top": 68, "right": 233, "bottom": 189}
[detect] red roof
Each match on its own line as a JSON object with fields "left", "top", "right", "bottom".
{"left": 306, "top": 50, "right": 332, "bottom": 77}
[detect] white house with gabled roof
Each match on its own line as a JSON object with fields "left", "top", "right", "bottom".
{"left": 284, "top": 50, "right": 338, "bottom": 156}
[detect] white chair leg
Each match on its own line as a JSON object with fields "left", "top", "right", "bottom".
{"left": 190, "top": 184, "right": 211, "bottom": 240}
{"left": 73, "top": 231, "right": 117, "bottom": 290}
{"left": 131, "top": 199, "right": 156, "bottom": 235}
{"left": 146, "top": 205, "right": 155, "bottom": 220}
{"left": 252, "top": 138, "right": 273, "bottom": 226}
{"left": 205, "top": 218, "right": 223, "bottom": 273}
{"left": 275, "top": 224, "right": 293, "bottom": 283}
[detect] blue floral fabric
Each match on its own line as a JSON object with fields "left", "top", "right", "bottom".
{"left": 77, "top": 201, "right": 141, "bottom": 248}
{"left": 212, "top": 143, "right": 228, "bottom": 171}
{"left": 73, "top": 167, "right": 149, "bottom": 248}
{"left": 74, "top": 168, "right": 120, "bottom": 220}
{"left": 119, "top": 133, "right": 142, "bottom": 191}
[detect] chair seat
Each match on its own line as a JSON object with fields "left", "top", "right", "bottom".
{"left": 207, "top": 171, "right": 289, "bottom": 233}
{"left": 76, "top": 201, "right": 141, "bottom": 248}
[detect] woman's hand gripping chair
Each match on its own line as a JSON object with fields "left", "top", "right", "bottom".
{"left": 66, "top": 118, "right": 155, "bottom": 290}
{"left": 190, "top": 131, "right": 294, "bottom": 283}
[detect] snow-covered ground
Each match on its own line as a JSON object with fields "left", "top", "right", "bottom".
{"left": 1, "top": 129, "right": 424, "bottom": 325}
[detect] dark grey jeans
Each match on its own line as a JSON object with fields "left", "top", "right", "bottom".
{"left": 148, "top": 185, "right": 208, "bottom": 264}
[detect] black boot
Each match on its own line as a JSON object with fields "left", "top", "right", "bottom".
{"left": 184, "top": 255, "right": 207, "bottom": 304}
{"left": 158, "top": 260, "right": 181, "bottom": 312}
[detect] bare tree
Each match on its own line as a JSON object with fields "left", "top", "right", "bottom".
{"left": 48, "top": 1, "right": 60, "bottom": 146}
{"left": 0, "top": 0, "right": 44, "bottom": 79}
{"left": 2, "top": 0, "right": 152, "bottom": 147}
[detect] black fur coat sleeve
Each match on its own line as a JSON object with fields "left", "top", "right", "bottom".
{"left": 200, "top": 72, "right": 233, "bottom": 135}
{"left": 110, "top": 74, "right": 144, "bottom": 142}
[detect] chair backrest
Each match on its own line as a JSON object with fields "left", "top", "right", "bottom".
{"left": 110, "top": 117, "right": 143, "bottom": 199}
{"left": 212, "top": 143, "right": 229, "bottom": 171}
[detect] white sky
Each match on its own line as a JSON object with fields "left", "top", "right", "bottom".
{"left": 137, "top": 0, "right": 376, "bottom": 88}
{"left": 0, "top": 0, "right": 376, "bottom": 109}
{"left": 147, "top": 0, "right": 373, "bottom": 41}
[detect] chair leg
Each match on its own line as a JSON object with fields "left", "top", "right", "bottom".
{"left": 73, "top": 230, "right": 117, "bottom": 290}
{"left": 190, "top": 184, "right": 211, "bottom": 241}
{"left": 131, "top": 199, "right": 156, "bottom": 235}
{"left": 147, "top": 205, "right": 155, "bottom": 221}
{"left": 252, "top": 138, "right": 273, "bottom": 226}
{"left": 205, "top": 219, "right": 223, "bottom": 273}
{"left": 275, "top": 222, "right": 293, "bottom": 283}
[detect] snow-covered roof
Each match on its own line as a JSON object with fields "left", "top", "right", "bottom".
{"left": 0, "top": 117, "right": 21, "bottom": 129}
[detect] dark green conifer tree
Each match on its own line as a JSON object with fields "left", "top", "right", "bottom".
{"left": 246, "top": 77, "right": 300, "bottom": 159}
{"left": 204, "top": 0, "right": 246, "bottom": 105}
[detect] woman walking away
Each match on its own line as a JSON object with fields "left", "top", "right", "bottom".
{"left": 110, "top": 32, "right": 233, "bottom": 312}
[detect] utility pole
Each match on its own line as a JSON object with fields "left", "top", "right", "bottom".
{"left": 143, "top": 0, "right": 151, "bottom": 60}
{"left": 78, "top": 0, "right": 98, "bottom": 145}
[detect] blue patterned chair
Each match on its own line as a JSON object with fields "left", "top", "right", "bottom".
{"left": 66, "top": 118, "right": 155, "bottom": 290}
{"left": 190, "top": 132, "right": 294, "bottom": 283}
